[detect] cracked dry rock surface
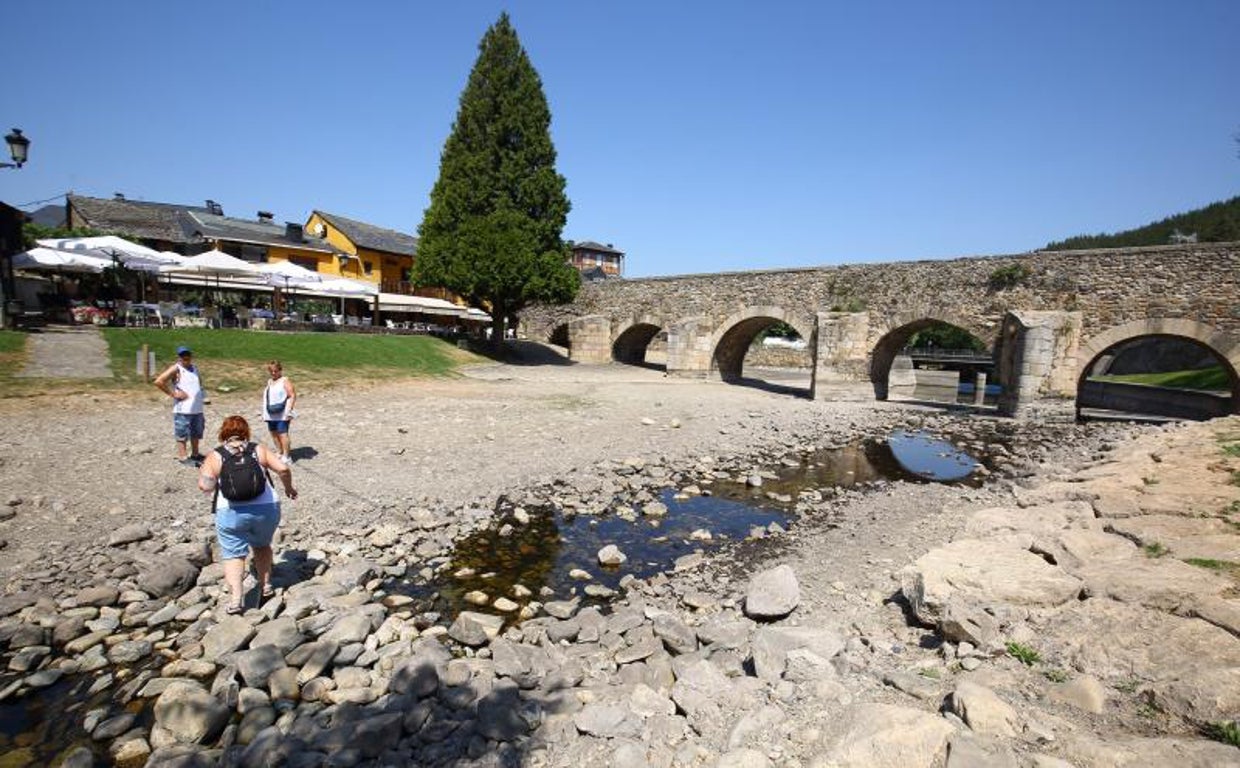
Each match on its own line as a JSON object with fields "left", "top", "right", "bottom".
{"left": 1, "top": 363, "right": 1239, "bottom": 766}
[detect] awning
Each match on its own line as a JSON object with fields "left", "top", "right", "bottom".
{"left": 377, "top": 292, "right": 465, "bottom": 318}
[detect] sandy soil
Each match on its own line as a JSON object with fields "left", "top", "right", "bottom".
{"left": 0, "top": 359, "right": 892, "bottom": 572}
{"left": 0, "top": 350, "right": 1132, "bottom": 590}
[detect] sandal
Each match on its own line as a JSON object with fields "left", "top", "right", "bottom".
{"left": 261, "top": 585, "right": 276, "bottom": 599}
{"left": 225, "top": 603, "right": 243, "bottom": 615}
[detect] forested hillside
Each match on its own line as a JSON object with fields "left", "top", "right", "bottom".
{"left": 1045, "top": 195, "right": 1240, "bottom": 250}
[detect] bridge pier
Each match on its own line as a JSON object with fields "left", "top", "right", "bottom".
{"left": 812, "top": 312, "right": 870, "bottom": 400}
{"left": 665, "top": 317, "right": 716, "bottom": 378}
{"left": 996, "top": 310, "right": 1081, "bottom": 417}
{"left": 567, "top": 315, "right": 612, "bottom": 364}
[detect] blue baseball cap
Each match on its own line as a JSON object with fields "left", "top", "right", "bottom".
{"left": 176, "top": 346, "right": 192, "bottom": 356}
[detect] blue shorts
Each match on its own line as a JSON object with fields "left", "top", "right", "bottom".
{"left": 173, "top": 412, "right": 205, "bottom": 441}
{"left": 215, "top": 503, "right": 281, "bottom": 559}
{"left": 266, "top": 420, "right": 290, "bottom": 434}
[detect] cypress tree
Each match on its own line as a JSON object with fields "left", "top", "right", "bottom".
{"left": 414, "top": 12, "right": 578, "bottom": 343}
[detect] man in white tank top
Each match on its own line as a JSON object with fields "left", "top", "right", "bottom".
{"left": 154, "top": 345, "right": 207, "bottom": 466}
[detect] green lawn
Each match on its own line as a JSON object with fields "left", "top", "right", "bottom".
{"left": 0, "top": 330, "right": 26, "bottom": 355}
{"left": 0, "top": 330, "right": 28, "bottom": 386}
{"left": 1093, "top": 365, "right": 1230, "bottom": 391}
{"left": 101, "top": 328, "right": 474, "bottom": 393}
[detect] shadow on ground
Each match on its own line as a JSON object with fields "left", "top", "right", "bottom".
{"left": 465, "top": 340, "right": 575, "bottom": 367}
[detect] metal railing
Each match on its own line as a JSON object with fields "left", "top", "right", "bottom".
{"left": 901, "top": 347, "right": 994, "bottom": 363}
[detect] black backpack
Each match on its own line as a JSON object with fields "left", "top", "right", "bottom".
{"left": 214, "top": 442, "right": 269, "bottom": 502}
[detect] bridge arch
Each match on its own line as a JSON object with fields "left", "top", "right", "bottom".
{"left": 1076, "top": 318, "right": 1240, "bottom": 416}
{"left": 708, "top": 306, "right": 815, "bottom": 382}
{"left": 1078, "top": 318, "right": 1240, "bottom": 380}
{"left": 869, "top": 314, "right": 997, "bottom": 399}
{"left": 612, "top": 316, "right": 667, "bottom": 365}
{"left": 547, "top": 322, "right": 570, "bottom": 349}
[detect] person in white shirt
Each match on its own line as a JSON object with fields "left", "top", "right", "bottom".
{"left": 154, "top": 345, "right": 206, "bottom": 466}
{"left": 262, "top": 360, "right": 297, "bottom": 464}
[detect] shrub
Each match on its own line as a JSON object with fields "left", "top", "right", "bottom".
{"left": 989, "top": 263, "right": 1032, "bottom": 291}
{"left": 1005, "top": 641, "right": 1041, "bottom": 666}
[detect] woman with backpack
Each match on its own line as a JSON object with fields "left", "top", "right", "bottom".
{"left": 198, "top": 415, "right": 298, "bottom": 615}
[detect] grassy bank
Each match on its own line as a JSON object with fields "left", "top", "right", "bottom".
{"left": 0, "top": 331, "right": 29, "bottom": 390}
{"left": 102, "top": 328, "right": 477, "bottom": 393}
{"left": 1094, "top": 366, "right": 1229, "bottom": 391}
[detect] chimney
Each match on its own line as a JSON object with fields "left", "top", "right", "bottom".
{"left": 285, "top": 222, "right": 304, "bottom": 242}
{"left": 114, "top": 192, "right": 126, "bottom": 201}
{"left": 257, "top": 211, "right": 274, "bottom": 223}
{"left": 205, "top": 199, "right": 223, "bottom": 215}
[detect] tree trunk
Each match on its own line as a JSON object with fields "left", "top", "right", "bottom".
{"left": 489, "top": 311, "right": 506, "bottom": 350}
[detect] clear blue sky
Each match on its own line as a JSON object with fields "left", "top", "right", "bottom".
{"left": 4, "top": 1, "right": 1237, "bottom": 277}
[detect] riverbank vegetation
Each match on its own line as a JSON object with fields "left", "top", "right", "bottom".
{"left": 1093, "top": 366, "right": 1229, "bottom": 391}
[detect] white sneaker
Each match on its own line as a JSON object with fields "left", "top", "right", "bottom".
{"left": 281, "top": 454, "right": 292, "bottom": 464}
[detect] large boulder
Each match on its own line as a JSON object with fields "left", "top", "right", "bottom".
{"left": 900, "top": 539, "right": 1083, "bottom": 625}
{"left": 152, "top": 683, "right": 230, "bottom": 745}
{"left": 201, "top": 616, "right": 257, "bottom": 662}
{"left": 448, "top": 611, "right": 505, "bottom": 646}
{"left": 136, "top": 557, "right": 201, "bottom": 599}
{"left": 744, "top": 565, "right": 800, "bottom": 620}
{"left": 947, "top": 681, "right": 1019, "bottom": 737}
{"left": 812, "top": 703, "right": 952, "bottom": 768}
{"left": 390, "top": 639, "right": 451, "bottom": 697}
{"left": 751, "top": 625, "right": 844, "bottom": 682}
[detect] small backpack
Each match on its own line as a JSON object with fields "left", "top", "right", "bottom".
{"left": 214, "top": 442, "right": 269, "bottom": 502}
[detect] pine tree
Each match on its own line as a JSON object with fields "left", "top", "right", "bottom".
{"left": 414, "top": 12, "right": 578, "bottom": 343}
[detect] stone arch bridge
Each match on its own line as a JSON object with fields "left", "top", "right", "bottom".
{"left": 522, "top": 243, "right": 1240, "bottom": 416}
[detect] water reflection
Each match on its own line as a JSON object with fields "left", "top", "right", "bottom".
{"left": 399, "top": 431, "right": 986, "bottom": 622}
{"left": 886, "top": 430, "right": 981, "bottom": 481}
{"left": 407, "top": 491, "right": 793, "bottom": 619}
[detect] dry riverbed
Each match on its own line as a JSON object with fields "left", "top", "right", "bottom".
{"left": 1, "top": 360, "right": 1238, "bottom": 767}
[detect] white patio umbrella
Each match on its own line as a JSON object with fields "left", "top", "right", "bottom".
{"left": 157, "top": 250, "right": 263, "bottom": 315}
{"left": 39, "top": 236, "right": 182, "bottom": 304}
{"left": 297, "top": 276, "right": 378, "bottom": 314}
{"left": 258, "top": 261, "right": 323, "bottom": 316}
{"left": 257, "top": 260, "right": 322, "bottom": 283}
{"left": 11, "top": 247, "right": 112, "bottom": 312}
{"left": 164, "top": 249, "right": 262, "bottom": 277}
{"left": 12, "top": 247, "right": 110, "bottom": 273}
{"left": 37, "top": 235, "right": 177, "bottom": 271}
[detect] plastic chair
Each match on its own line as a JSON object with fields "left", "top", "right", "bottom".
{"left": 157, "top": 302, "right": 179, "bottom": 328}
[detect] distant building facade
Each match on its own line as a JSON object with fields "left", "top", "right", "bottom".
{"left": 569, "top": 241, "right": 624, "bottom": 279}
{"left": 305, "top": 210, "right": 421, "bottom": 294}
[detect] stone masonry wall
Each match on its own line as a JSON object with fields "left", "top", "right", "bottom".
{"left": 524, "top": 243, "right": 1240, "bottom": 359}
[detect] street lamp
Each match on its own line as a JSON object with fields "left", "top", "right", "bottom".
{"left": 2, "top": 129, "right": 30, "bottom": 169}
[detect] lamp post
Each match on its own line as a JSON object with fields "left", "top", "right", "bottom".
{"left": 1, "top": 129, "right": 30, "bottom": 169}
{"left": 0, "top": 129, "right": 31, "bottom": 328}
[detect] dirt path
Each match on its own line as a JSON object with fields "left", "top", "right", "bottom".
{"left": 15, "top": 325, "right": 111, "bottom": 379}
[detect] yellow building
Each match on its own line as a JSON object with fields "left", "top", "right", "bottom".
{"left": 302, "top": 210, "right": 421, "bottom": 293}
